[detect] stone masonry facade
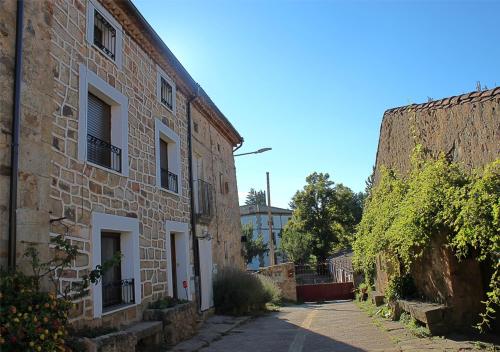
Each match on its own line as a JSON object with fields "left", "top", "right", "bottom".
{"left": 1, "top": 0, "right": 244, "bottom": 327}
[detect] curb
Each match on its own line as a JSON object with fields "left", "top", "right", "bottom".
{"left": 170, "top": 316, "right": 252, "bottom": 352}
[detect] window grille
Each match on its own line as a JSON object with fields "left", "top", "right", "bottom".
{"left": 160, "top": 77, "right": 173, "bottom": 109}
{"left": 93, "top": 10, "right": 116, "bottom": 60}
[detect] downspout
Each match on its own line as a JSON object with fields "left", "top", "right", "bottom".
{"left": 187, "top": 86, "right": 201, "bottom": 309}
{"left": 8, "top": 0, "right": 24, "bottom": 269}
{"left": 232, "top": 141, "right": 243, "bottom": 154}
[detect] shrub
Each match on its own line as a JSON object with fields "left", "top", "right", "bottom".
{"left": 213, "top": 267, "right": 282, "bottom": 315}
{"left": 385, "top": 274, "right": 416, "bottom": 302}
{"left": 0, "top": 234, "right": 120, "bottom": 351}
{"left": 257, "top": 274, "right": 282, "bottom": 305}
{"left": 0, "top": 270, "right": 72, "bottom": 352}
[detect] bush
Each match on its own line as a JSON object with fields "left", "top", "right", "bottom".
{"left": 257, "top": 274, "right": 282, "bottom": 306}
{"left": 213, "top": 267, "right": 282, "bottom": 315}
{"left": 0, "top": 270, "right": 72, "bottom": 352}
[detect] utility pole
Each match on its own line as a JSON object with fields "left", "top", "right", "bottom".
{"left": 266, "top": 172, "right": 275, "bottom": 266}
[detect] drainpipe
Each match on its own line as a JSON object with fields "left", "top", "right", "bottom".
{"left": 8, "top": 0, "right": 24, "bottom": 270}
{"left": 187, "top": 87, "right": 201, "bottom": 309}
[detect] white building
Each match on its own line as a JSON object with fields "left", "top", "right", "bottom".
{"left": 240, "top": 205, "right": 293, "bottom": 270}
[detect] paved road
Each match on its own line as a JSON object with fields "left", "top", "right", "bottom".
{"left": 200, "top": 301, "right": 398, "bottom": 352}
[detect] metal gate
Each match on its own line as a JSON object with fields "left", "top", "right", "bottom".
{"left": 295, "top": 263, "right": 354, "bottom": 302}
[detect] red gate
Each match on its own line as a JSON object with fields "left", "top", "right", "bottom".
{"left": 296, "top": 282, "right": 354, "bottom": 302}
{"left": 295, "top": 263, "right": 355, "bottom": 302}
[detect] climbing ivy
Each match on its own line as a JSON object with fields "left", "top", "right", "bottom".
{"left": 353, "top": 147, "right": 500, "bottom": 331}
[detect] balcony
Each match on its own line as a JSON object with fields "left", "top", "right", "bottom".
{"left": 195, "top": 179, "right": 214, "bottom": 224}
{"left": 102, "top": 278, "right": 135, "bottom": 310}
{"left": 87, "top": 134, "right": 122, "bottom": 173}
{"left": 161, "top": 168, "right": 179, "bottom": 193}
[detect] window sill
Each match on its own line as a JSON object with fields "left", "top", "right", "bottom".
{"left": 91, "top": 43, "right": 118, "bottom": 68}
{"left": 159, "top": 100, "right": 175, "bottom": 115}
{"left": 87, "top": 160, "right": 126, "bottom": 178}
{"left": 102, "top": 303, "right": 137, "bottom": 317}
{"left": 158, "top": 186, "right": 180, "bottom": 197}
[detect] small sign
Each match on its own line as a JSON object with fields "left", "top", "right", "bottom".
{"left": 182, "top": 280, "right": 188, "bottom": 288}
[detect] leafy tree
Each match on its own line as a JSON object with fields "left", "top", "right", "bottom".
{"left": 284, "top": 172, "right": 362, "bottom": 263}
{"left": 242, "top": 223, "right": 268, "bottom": 266}
{"left": 280, "top": 225, "right": 313, "bottom": 264}
{"left": 245, "top": 188, "right": 266, "bottom": 206}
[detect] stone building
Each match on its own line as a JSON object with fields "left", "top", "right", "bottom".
{"left": 373, "top": 87, "right": 500, "bottom": 329}
{"left": 0, "top": 0, "right": 244, "bottom": 326}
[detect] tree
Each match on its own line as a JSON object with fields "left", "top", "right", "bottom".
{"left": 242, "top": 223, "right": 268, "bottom": 266}
{"left": 284, "top": 172, "right": 363, "bottom": 263}
{"left": 245, "top": 188, "right": 266, "bottom": 206}
{"left": 280, "top": 225, "right": 313, "bottom": 263}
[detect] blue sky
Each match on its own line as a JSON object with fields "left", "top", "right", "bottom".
{"left": 134, "top": 0, "right": 500, "bottom": 208}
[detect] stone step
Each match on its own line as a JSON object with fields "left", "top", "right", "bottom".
{"left": 124, "top": 321, "right": 163, "bottom": 342}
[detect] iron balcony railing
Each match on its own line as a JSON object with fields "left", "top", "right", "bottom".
{"left": 87, "top": 134, "right": 121, "bottom": 172}
{"left": 102, "top": 278, "right": 135, "bottom": 309}
{"left": 195, "top": 179, "right": 214, "bottom": 224}
{"left": 161, "top": 168, "right": 179, "bottom": 193}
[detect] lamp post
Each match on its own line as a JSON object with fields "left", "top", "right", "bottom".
{"left": 234, "top": 147, "right": 275, "bottom": 266}
{"left": 233, "top": 147, "right": 272, "bottom": 157}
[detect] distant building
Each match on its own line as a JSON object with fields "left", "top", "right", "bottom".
{"left": 240, "top": 205, "right": 293, "bottom": 269}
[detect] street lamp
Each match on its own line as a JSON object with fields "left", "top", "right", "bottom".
{"left": 234, "top": 147, "right": 272, "bottom": 157}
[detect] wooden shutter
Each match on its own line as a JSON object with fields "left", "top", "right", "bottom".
{"left": 88, "top": 93, "right": 111, "bottom": 142}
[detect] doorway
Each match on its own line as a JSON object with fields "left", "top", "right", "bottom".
{"left": 170, "top": 233, "right": 178, "bottom": 299}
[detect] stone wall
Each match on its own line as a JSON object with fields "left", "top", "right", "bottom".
{"left": 143, "top": 301, "right": 198, "bottom": 346}
{"left": 0, "top": 0, "right": 54, "bottom": 267}
{"left": 375, "top": 88, "right": 500, "bottom": 183}
{"left": 192, "top": 106, "right": 244, "bottom": 271}
{"left": 258, "top": 262, "right": 297, "bottom": 302}
{"left": 410, "top": 233, "right": 484, "bottom": 327}
{"left": 374, "top": 88, "right": 500, "bottom": 329}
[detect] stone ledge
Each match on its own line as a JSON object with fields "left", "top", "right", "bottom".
{"left": 81, "top": 321, "right": 163, "bottom": 352}
{"left": 370, "top": 291, "right": 385, "bottom": 306}
{"left": 392, "top": 299, "right": 449, "bottom": 335}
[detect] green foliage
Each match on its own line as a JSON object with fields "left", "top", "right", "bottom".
{"left": 280, "top": 227, "right": 313, "bottom": 264}
{"left": 399, "top": 312, "right": 431, "bottom": 337}
{"left": 213, "top": 267, "right": 282, "bottom": 315}
{"left": 353, "top": 146, "right": 500, "bottom": 331}
{"left": 385, "top": 275, "right": 416, "bottom": 302}
{"left": 242, "top": 224, "right": 268, "bottom": 265}
{"left": 245, "top": 188, "right": 266, "bottom": 206}
{"left": 149, "top": 296, "right": 188, "bottom": 309}
{"left": 0, "top": 235, "right": 121, "bottom": 351}
{"left": 283, "top": 172, "right": 363, "bottom": 263}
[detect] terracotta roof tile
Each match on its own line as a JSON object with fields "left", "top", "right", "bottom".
{"left": 385, "top": 87, "right": 500, "bottom": 115}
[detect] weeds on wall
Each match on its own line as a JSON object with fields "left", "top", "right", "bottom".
{"left": 353, "top": 145, "right": 500, "bottom": 331}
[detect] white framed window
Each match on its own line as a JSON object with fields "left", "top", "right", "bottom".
{"left": 156, "top": 67, "right": 176, "bottom": 113}
{"left": 78, "top": 64, "right": 129, "bottom": 176}
{"left": 91, "top": 212, "right": 141, "bottom": 318}
{"left": 86, "top": 0, "right": 123, "bottom": 68}
{"left": 155, "top": 119, "right": 181, "bottom": 195}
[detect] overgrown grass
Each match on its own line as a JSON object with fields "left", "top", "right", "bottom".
{"left": 399, "top": 312, "right": 431, "bottom": 338}
{"left": 213, "top": 267, "right": 282, "bottom": 315}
